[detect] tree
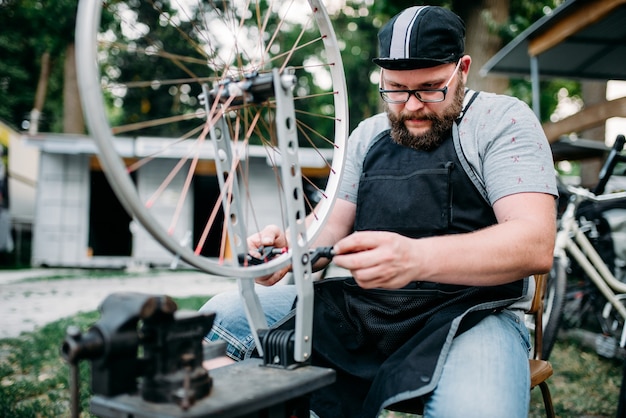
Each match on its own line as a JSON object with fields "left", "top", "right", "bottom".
{"left": 0, "top": 0, "right": 39, "bottom": 130}
{"left": 454, "top": 0, "right": 510, "bottom": 93}
{"left": 0, "top": 0, "right": 79, "bottom": 133}
{"left": 0, "top": 0, "right": 566, "bottom": 136}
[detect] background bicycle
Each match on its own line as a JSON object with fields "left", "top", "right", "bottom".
{"left": 541, "top": 134, "right": 626, "bottom": 362}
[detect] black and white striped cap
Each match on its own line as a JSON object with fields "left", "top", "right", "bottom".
{"left": 373, "top": 6, "right": 465, "bottom": 70}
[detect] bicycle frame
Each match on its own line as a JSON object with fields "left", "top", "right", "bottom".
{"left": 555, "top": 187, "right": 626, "bottom": 347}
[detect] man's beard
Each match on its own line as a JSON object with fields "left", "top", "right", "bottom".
{"left": 387, "top": 75, "right": 465, "bottom": 151}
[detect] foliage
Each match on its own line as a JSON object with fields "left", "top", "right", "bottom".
{"left": 504, "top": 0, "right": 563, "bottom": 43}
{"left": 329, "top": 0, "right": 380, "bottom": 130}
{"left": 517, "top": 78, "right": 582, "bottom": 125}
{"left": 1, "top": 0, "right": 571, "bottom": 136}
{"left": 97, "top": 0, "right": 208, "bottom": 138}
{"left": 86, "top": 1, "right": 346, "bottom": 147}
{"left": 490, "top": 0, "right": 583, "bottom": 123}
{"left": 0, "top": 1, "right": 38, "bottom": 129}
{"left": 0, "top": 0, "right": 77, "bottom": 131}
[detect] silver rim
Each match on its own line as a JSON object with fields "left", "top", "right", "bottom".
{"left": 75, "top": 0, "right": 348, "bottom": 278}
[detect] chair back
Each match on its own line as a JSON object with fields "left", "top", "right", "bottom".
{"left": 529, "top": 274, "right": 548, "bottom": 361}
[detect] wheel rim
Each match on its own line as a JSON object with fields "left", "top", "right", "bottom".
{"left": 75, "top": 0, "right": 348, "bottom": 278}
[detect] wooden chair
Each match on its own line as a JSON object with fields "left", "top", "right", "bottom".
{"left": 386, "top": 274, "right": 556, "bottom": 416}
{"left": 529, "top": 273, "right": 556, "bottom": 417}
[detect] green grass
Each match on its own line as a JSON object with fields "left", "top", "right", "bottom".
{"left": 1, "top": 300, "right": 623, "bottom": 417}
{"left": 530, "top": 340, "right": 622, "bottom": 418}
{"left": 0, "top": 295, "right": 211, "bottom": 418}
{"left": 0, "top": 312, "right": 99, "bottom": 417}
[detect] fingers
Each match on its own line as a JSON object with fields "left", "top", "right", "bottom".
{"left": 332, "top": 231, "right": 413, "bottom": 289}
{"left": 332, "top": 233, "right": 383, "bottom": 285}
{"left": 246, "top": 225, "right": 291, "bottom": 285}
{"left": 247, "top": 224, "right": 287, "bottom": 251}
{"left": 333, "top": 231, "right": 386, "bottom": 268}
{"left": 255, "top": 265, "right": 291, "bottom": 286}
{"left": 333, "top": 230, "right": 385, "bottom": 254}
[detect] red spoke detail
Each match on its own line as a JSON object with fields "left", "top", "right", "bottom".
{"left": 126, "top": 125, "right": 205, "bottom": 174}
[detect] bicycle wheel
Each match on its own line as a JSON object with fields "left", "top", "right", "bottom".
{"left": 541, "top": 256, "right": 567, "bottom": 360}
{"left": 75, "top": 0, "right": 348, "bottom": 278}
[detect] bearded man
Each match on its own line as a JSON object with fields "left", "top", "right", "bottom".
{"left": 201, "top": 5, "right": 557, "bottom": 418}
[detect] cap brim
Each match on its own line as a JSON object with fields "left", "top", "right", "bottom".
{"left": 373, "top": 57, "right": 455, "bottom": 70}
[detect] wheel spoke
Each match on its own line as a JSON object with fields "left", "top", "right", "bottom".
{"left": 76, "top": 0, "right": 348, "bottom": 277}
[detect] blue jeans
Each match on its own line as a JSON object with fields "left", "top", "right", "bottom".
{"left": 201, "top": 284, "right": 297, "bottom": 360}
{"left": 200, "top": 285, "right": 531, "bottom": 418}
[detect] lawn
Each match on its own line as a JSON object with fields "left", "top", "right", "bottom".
{"left": 0, "top": 297, "right": 623, "bottom": 417}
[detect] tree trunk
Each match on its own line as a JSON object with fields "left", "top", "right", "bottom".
{"left": 29, "top": 51, "right": 51, "bottom": 135}
{"left": 454, "top": 0, "right": 510, "bottom": 94}
{"left": 63, "top": 43, "right": 85, "bottom": 134}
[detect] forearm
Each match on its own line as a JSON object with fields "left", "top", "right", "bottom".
{"left": 331, "top": 192, "right": 557, "bottom": 289}
{"left": 414, "top": 192, "right": 556, "bottom": 285}
{"left": 413, "top": 218, "right": 554, "bottom": 286}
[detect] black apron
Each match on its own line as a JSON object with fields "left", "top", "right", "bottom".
{"left": 302, "top": 126, "right": 526, "bottom": 418}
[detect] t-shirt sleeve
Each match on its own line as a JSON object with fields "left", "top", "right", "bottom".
{"left": 459, "top": 94, "right": 558, "bottom": 204}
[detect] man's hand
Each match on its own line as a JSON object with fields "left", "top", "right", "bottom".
{"left": 247, "top": 225, "right": 291, "bottom": 286}
{"left": 332, "top": 231, "right": 417, "bottom": 289}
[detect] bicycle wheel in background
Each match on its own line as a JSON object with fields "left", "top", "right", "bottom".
{"left": 75, "top": 0, "right": 348, "bottom": 278}
{"left": 540, "top": 256, "right": 567, "bottom": 360}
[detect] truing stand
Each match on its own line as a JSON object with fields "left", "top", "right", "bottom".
{"left": 202, "top": 69, "right": 315, "bottom": 364}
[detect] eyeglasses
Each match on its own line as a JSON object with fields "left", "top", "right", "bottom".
{"left": 379, "top": 60, "right": 461, "bottom": 104}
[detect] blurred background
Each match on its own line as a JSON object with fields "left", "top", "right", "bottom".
{"left": 0, "top": 0, "right": 623, "bottom": 269}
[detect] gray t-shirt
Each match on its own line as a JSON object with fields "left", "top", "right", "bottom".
{"left": 339, "top": 89, "right": 558, "bottom": 205}
{"left": 336, "top": 89, "right": 558, "bottom": 310}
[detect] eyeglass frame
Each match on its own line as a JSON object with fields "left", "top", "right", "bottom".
{"left": 378, "top": 59, "right": 462, "bottom": 104}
